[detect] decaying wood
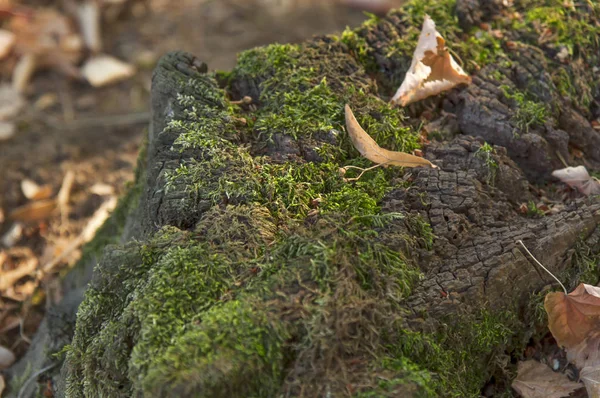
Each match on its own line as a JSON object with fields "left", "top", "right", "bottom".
{"left": 6, "top": 0, "right": 600, "bottom": 397}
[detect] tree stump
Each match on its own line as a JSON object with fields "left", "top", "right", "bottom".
{"left": 9, "top": 0, "right": 600, "bottom": 397}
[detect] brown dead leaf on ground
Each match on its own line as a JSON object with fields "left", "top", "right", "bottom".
{"left": 8, "top": 199, "right": 57, "bottom": 222}
{"left": 344, "top": 104, "right": 437, "bottom": 168}
{"left": 391, "top": 15, "right": 471, "bottom": 106}
{"left": 545, "top": 283, "right": 600, "bottom": 348}
{"left": 545, "top": 284, "right": 600, "bottom": 397}
{"left": 512, "top": 360, "right": 583, "bottom": 398}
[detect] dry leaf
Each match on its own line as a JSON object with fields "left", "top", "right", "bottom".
{"left": 81, "top": 55, "right": 136, "bottom": 87}
{"left": 0, "top": 121, "right": 15, "bottom": 141}
{"left": 0, "top": 29, "right": 15, "bottom": 60}
{"left": 0, "top": 249, "right": 38, "bottom": 291}
{"left": 551, "top": 166, "right": 600, "bottom": 196}
{"left": 512, "top": 360, "right": 583, "bottom": 398}
{"left": 344, "top": 104, "right": 437, "bottom": 168}
{"left": 9, "top": 199, "right": 57, "bottom": 222}
{"left": 391, "top": 15, "right": 471, "bottom": 106}
{"left": 1, "top": 222, "right": 23, "bottom": 247}
{"left": 21, "top": 178, "right": 53, "bottom": 200}
{"left": 74, "top": 0, "right": 102, "bottom": 52}
{"left": 545, "top": 285, "right": 600, "bottom": 398}
{"left": 0, "top": 374, "right": 5, "bottom": 396}
{"left": 0, "top": 345, "right": 16, "bottom": 370}
{"left": 89, "top": 182, "right": 114, "bottom": 196}
{"left": 0, "top": 84, "right": 24, "bottom": 121}
{"left": 545, "top": 283, "right": 600, "bottom": 348}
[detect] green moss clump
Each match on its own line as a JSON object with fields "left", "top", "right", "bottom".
{"left": 391, "top": 310, "right": 522, "bottom": 397}
{"left": 500, "top": 85, "right": 549, "bottom": 135}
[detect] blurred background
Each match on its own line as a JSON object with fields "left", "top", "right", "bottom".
{"left": 0, "top": 0, "right": 402, "bottom": 378}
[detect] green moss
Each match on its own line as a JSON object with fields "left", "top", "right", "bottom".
{"left": 475, "top": 142, "right": 499, "bottom": 186}
{"left": 140, "top": 300, "right": 288, "bottom": 397}
{"left": 519, "top": 1, "right": 600, "bottom": 59}
{"left": 392, "top": 309, "right": 521, "bottom": 397}
{"left": 500, "top": 85, "right": 549, "bottom": 136}
{"left": 526, "top": 201, "right": 545, "bottom": 218}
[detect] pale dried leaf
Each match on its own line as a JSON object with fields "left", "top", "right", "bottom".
{"left": 21, "top": 179, "right": 53, "bottom": 200}
{"left": 0, "top": 122, "right": 15, "bottom": 141}
{"left": 566, "top": 330, "right": 600, "bottom": 369}
{"left": 545, "top": 284, "right": 600, "bottom": 349}
{"left": 1, "top": 223, "right": 23, "bottom": 247}
{"left": 0, "top": 345, "right": 16, "bottom": 370}
{"left": 512, "top": 360, "right": 583, "bottom": 398}
{"left": 0, "top": 252, "right": 38, "bottom": 291}
{"left": 75, "top": 1, "right": 102, "bottom": 52}
{"left": 89, "top": 183, "right": 114, "bottom": 196}
{"left": 0, "top": 374, "right": 5, "bottom": 396}
{"left": 0, "top": 84, "right": 25, "bottom": 121}
{"left": 81, "top": 55, "right": 136, "bottom": 87}
{"left": 551, "top": 166, "right": 600, "bottom": 196}
{"left": 9, "top": 199, "right": 57, "bottom": 222}
{"left": 391, "top": 15, "right": 471, "bottom": 106}
{"left": 580, "top": 365, "right": 600, "bottom": 398}
{"left": 0, "top": 29, "right": 15, "bottom": 60}
{"left": 345, "top": 104, "right": 437, "bottom": 168}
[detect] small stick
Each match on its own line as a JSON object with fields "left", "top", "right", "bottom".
{"left": 18, "top": 363, "right": 58, "bottom": 398}
{"left": 342, "top": 163, "right": 388, "bottom": 182}
{"left": 517, "top": 240, "right": 567, "bottom": 294}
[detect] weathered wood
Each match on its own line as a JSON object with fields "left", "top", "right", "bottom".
{"left": 8, "top": 0, "right": 600, "bottom": 397}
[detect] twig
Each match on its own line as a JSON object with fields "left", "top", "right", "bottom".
{"left": 342, "top": 163, "right": 387, "bottom": 182}
{"left": 44, "top": 112, "right": 151, "bottom": 130}
{"left": 517, "top": 240, "right": 567, "bottom": 294}
{"left": 18, "top": 363, "right": 58, "bottom": 398}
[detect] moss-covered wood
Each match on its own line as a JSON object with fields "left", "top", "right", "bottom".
{"left": 8, "top": 0, "right": 600, "bottom": 397}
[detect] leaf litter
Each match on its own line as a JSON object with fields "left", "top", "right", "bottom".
{"left": 391, "top": 15, "right": 471, "bottom": 107}
{"left": 343, "top": 104, "right": 436, "bottom": 180}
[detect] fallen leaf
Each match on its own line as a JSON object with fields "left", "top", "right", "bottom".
{"left": 74, "top": 0, "right": 102, "bottom": 52}
{"left": 391, "top": 15, "right": 471, "bottom": 106}
{"left": 545, "top": 283, "right": 600, "bottom": 349}
{"left": 21, "top": 179, "right": 53, "bottom": 200}
{"left": 89, "top": 182, "right": 114, "bottom": 196}
{"left": 0, "top": 248, "right": 38, "bottom": 291}
{"left": 0, "top": 29, "right": 15, "bottom": 59}
{"left": 9, "top": 199, "right": 57, "bottom": 222}
{"left": 0, "top": 345, "right": 15, "bottom": 370}
{"left": 1, "top": 222, "right": 23, "bottom": 247}
{"left": 0, "top": 374, "right": 5, "bottom": 396}
{"left": 0, "top": 121, "right": 15, "bottom": 141}
{"left": 551, "top": 166, "right": 600, "bottom": 196}
{"left": 81, "top": 55, "right": 136, "bottom": 87}
{"left": 511, "top": 360, "right": 583, "bottom": 398}
{"left": 0, "top": 84, "right": 25, "bottom": 121}
{"left": 344, "top": 104, "right": 437, "bottom": 168}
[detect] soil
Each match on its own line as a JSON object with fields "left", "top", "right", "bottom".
{"left": 0, "top": 0, "right": 367, "bottom": 365}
